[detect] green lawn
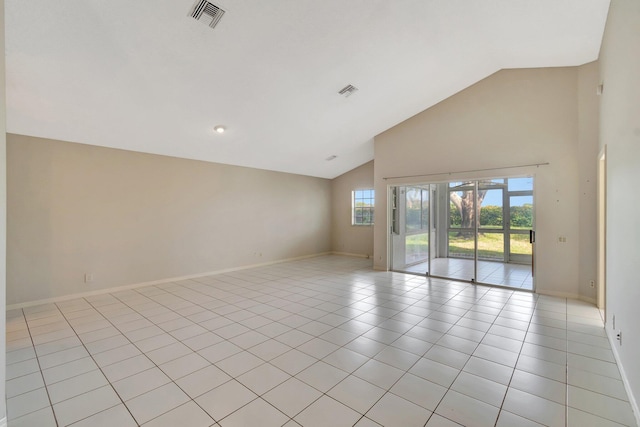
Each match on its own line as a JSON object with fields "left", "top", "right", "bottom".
{"left": 449, "top": 232, "right": 531, "bottom": 259}
{"left": 404, "top": 232, "right": 531, "bottom": 262}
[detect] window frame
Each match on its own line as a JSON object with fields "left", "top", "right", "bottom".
{"left": 352, "top": 189, "right": 375, "bottom": 226}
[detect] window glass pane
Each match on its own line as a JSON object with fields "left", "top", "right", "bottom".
{"left": 405, "top": 233, "right": 428, "bottom": 265}
{"left": 449, "top": 193, "right": 461, "bottom": 228}
{"left": 353, "top": 189, "right": 375, "bottom": 225}
{"left": 510, "top": 233, "right": 532, "bottom": 255}
{"left": 508, "top": 177, "right": 533, "bottom": 192}
{"left": 421, "top": 188, "right": 429, "bottom": 229}
{"left": 479, "top": 189, "right": 503, "bottom": 229}
{"left": 449, "top": 189, "right": 475, "bottom": 228}
{"left": 477, "top": 232, "right": 504, "bottom": 261}
{"left": 448, "top": 231, "right": 474, "bottom": 258}
{"left": 405, "top": 188, "right": 422, "bottom": 232}
{"left": 510, "top": 196, "right": 533, "bottom": 229}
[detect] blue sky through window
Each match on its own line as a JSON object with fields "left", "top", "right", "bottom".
{"left": 482, "top": 177, "right": 533, "bottom": 206}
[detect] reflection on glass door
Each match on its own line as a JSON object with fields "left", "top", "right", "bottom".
{"left": 432, "top": 182, "right": 477, "bottom": 282}
{"left": 390, "top": 186, "right": 431, "bottom": 275}
{"left": 405, "top": 187, "right": 429, "bottom": 274}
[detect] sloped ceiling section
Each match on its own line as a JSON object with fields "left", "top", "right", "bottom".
{"left": 5, "top": 0, "right": 610, "bottom": 178}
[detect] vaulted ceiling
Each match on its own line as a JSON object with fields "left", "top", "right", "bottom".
{"left": 5, "top": 0, "right": 610, "bottom": 178}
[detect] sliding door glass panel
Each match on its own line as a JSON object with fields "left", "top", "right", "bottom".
{"left": 477, "top": 232, "right": 510, "bottom": 286}
{"left": 434, "top": 182, "right": 476, "bottom": 282}
{"left": 477, "top": 232, "right": 505, "bottom": 261}
{"left": 405, "top": 233, "right": 428, "bottom": 265}
{"left": 510, "top": 234, "right": 531, "bottom": 256}
{"left": 479, "top": 189, "right": 504, "bottom": 230}
{"left": 508, "top": 177, "right": 533, "bottom": 192}
{"left": 404, "top": 187, "right": 429, "bottom": 274}
{"left": 392, "top": 177, "right": 534, "bottom": 290}
{"left": 509, "top": 194, "right": 533, "bottom": 265}
{"left": 448, "top": 231, "right": 474, "bottom": 259}
{"left": 438, "top": 231, "right": 475, "bottom": 281}
{"left": 509, "top": 196, "right": 533, "bottom": 230}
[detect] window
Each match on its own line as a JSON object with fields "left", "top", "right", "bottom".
{"left": 352, "top": 189, "right": 374, "bottom": 225}
{"left": 405, "top": 187, "right": 429, "bottom": 232}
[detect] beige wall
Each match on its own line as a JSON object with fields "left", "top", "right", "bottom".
{"left": 374, "top": 66, "right": 599, "bottom": 300}
{"left": 7, "top": 134, "right": 331, "bottom": 305}
{"left": 1, "top": 0, "right": 8, "bottom": 420}
{"left": 577, "top": 61, "right": 600, "bottom": 302}
{"left": 599, "top": 0, "right": 640, "bottom": 411}
{"left": 331, "top": 161, "right": 374, "bottom": 257}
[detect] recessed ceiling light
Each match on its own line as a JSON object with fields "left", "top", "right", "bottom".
{"left": 214, "top": 125, "right": 226, "bottom": 134}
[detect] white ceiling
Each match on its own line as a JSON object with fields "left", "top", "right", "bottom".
{"left": 5, "top": 0, "right": 610, "bottom": 179}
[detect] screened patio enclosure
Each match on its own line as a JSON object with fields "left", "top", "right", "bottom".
{"left": 390, "top": 177, "right": 535, "bottom": 290}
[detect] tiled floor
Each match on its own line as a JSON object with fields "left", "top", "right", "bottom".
{"left": 403, "top": 258, "right": 533, "bottom": 290}
{"left": 5, "top": 255, "right": 636, "bottom": 427}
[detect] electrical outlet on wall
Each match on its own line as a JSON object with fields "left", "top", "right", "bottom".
{"left": 84, "top": 273, "right": 94, "bottom": 283}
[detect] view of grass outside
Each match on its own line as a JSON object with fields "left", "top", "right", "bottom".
{"left": 448, "top": 203, "right": 533, "bottom": 260}
{"left": 405, "top": 233, "right": 428, "bottom": 264}
{"left": 450, "top": 204, "right": 533, "bottom": 229}
{"left": 400, "top": 178, "right": 533, "bottom": 265}
{"left": 406, "top": 230, "right": 531, "bottom": 263}
{"left": 448, "top": 230, "right": 532, "bottom": 259}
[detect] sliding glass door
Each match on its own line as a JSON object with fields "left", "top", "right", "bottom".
{"left": 390, "top": 185, "right": 431, "bottom": 275}
{"left": 390, "top": 176, "right": 535, "bottom": 290}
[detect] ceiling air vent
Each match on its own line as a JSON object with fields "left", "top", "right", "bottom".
{"left": 338, "top": 84, "right": 358, "bottom": 97}
{"left": 191, "top": 0, "right": 226, "bottom": 29}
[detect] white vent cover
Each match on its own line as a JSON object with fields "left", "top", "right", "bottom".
{"left": 191, "top": 0, "right": 226, "bottom": 29}
{"left": 338, "top": 84, "right": 358, "bottom": 97}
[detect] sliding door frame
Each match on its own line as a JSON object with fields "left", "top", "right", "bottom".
{"left": 388, "top": 174, "right": 536, "bottom": 292}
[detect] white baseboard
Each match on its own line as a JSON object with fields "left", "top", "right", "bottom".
{"left": 330, "top": 251, "right": 371, "bottom": 259}
{"left": 606, "top": 328, "right": 640, "bottom": 427}
{"left": 578, "top": 295, "right": 597, "bottom": 305}
{"left": 7, "top": 252, "right": 331, "bottom": 310}
{"left": 536, "top": 289, "right": 581, "bottom": 300}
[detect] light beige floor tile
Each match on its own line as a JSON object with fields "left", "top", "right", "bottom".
{"left": 7, "top": 387, "right": 51, "bottom": 420}
{"left": 219, "top": 398, "right": 288, "bottom": 427}
{"left": 294, "top": 396, "right": 361, "bottom": 427}
{"left": 237, "top": 363, "right": 291, "bottom": 395}
{"left": 366, "top": 392, "right": 432, "bottom": 427}
{"left": 435, "top": 390, "right": 500, "bottom": 427}
{"left": 295, "top": 360, "right": 348, "bottom": 393}
{"left": 390, "top": 373, "right": 447, "bottom": 411}
{"left": 450, "top": 372, "right": 507, "bottom": 407}
{"left": 195, "top": 380, "right": 257, "bottom": 421}
{"left": 53, "top": 385, "right": 121, "bottom": 426}
{"left": 143, "top": 401, "right": 214, "bottom": 427}
{"left": 263, "top": 377, "right": 322, "bottom": 417}
{"left": 126, "top": 382, "right": 190, "bottom": 425}
{"left": 69, "top": 404, "right": 137, "bottom": 427}
{"left": 327, "top": 375, "right": 386, "bottom": 414}
{"left": 502, "top": 388, "right": 565, "bottom": 427}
